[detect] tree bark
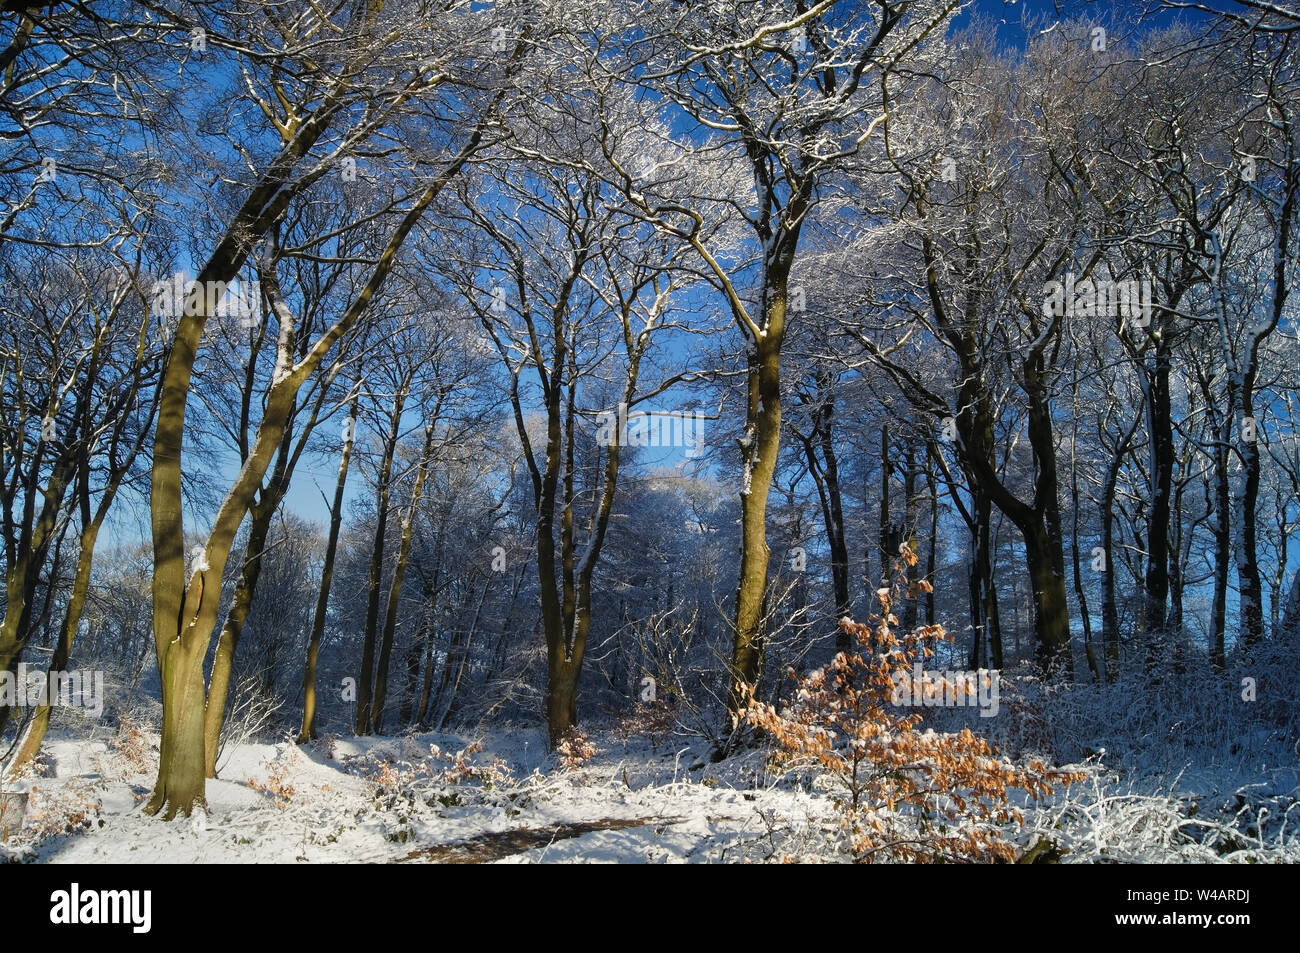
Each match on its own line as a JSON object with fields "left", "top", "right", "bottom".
{"left": 356, "top": 385, "right": 408, "bottom": 735}
{"left": 298, "top": 386, "right": 359, "bottom": 743}
{"left": 727, "top": 303, "right": 785, "bottom": 728}
{"left": 202, "top": 494, "right": 276, "bottom": 777}
{"left": 370, "top": 419, "right": 437, "bottom": 733}
{"left": 1139, "top": 296, "right": 1179, "bottom": 642}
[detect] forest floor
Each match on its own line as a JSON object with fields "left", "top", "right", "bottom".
{"left": 3, "top": 722, "right": 1297, "bottom": 863}
{"left": 3, "top": 727, "right": 836, "bottom": 863}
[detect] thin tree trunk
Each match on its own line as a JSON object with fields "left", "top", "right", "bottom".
{"left": 6, "top": 509, "right": 103, "bottom": 775}
{"left": 356, "top": 386, "right": 408, "bottom": 735}
{"left": 792, "top": 372, "right": 851, "bottom": 649}
{"left": 1169, "top": 466, "right": 1187, "bottom": 635}
{"left": 202, "top": 496, "right": 276, "bottom": 777}
{"left": 924, "top": 455, "right": 937, "bottom": 628}
{"left": 0, "top": 455, "right": 77, "bottom": 719}
{"left": 399, "top": 629, "right": 423, "bottom": 726}
{"left": 297, "top": 386, "right": 359, "bottom": 743}
{"left": 978, "top": 493, "right": 1003, "bottom": 669}
{"left": 437, "top": 585, "right": 486, "bottom": 730}
{"left": 878, "top": 424, "right": 893, "bottom": 591}
{"left": 1211, "top": 420, "right": 1232, "bottom": 672}
{"left": 414, "top": 592, "right": 439, "bottom": 726}
{"left": 1144, "top": 329, "right": 1174, "bottom": 639}
{"left": 1237, "top": 386, "right": 1265, "bottom": 650}
{"left": 1069, "top": 409, "right": 1099, "bottom": 682}
{"left": 1099, "top": 403, "right": 1143, "bottom": 681}
{"left": 902, "top": 440, "right": 919, "bottom": 634}
{"left": 370, "top": 420, "right": 437, "bottom": 733}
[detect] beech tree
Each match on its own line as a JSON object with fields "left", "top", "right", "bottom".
{"left": 0, "top": 243, "right": 162, "bottom": 764}
{"left": 143, "top": 0, "right": 518, "bottom": 817}
{"left": 619, "top": 0, "right": 957, "bottom": 740}
{"left": 440, "top": 133, "right": 700, "bottom": 742}
{"left": 6, "top": 0, "right": 1300, "bottom": 840}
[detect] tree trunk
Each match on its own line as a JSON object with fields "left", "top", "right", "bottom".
{"left": 878, "top": 424, "right": 893, "bottom": 591}
{"left": 0, "top": 455, "right": 77, "bottom": 738}
{"left": 356, "top": 387, "right": 407, "bottom": 735}
{"left": 202, "top": 498, "right": 274, "bottom": 777}
{"left": 1237, "top": 387, "right": 1265, "bottom": 650}
{"left": 924, "top": 456, "right": 937, "bottom": 628}
{"left": 146, "top": 640, "right": 209, "bottom": 819}
{"left": 1211, "top": 421, "right": 1231, "bottom": 672}
{"left": 727, "top": 317, "right": 784, "bottom": 727}
{"left": 1098, "top": 398, "right": 1143, "bottom": 682}
{"left": 3, "top": 358, "right": 150, "bottom": 774}
{"left": 147, "top": 138, "right": 472, "bottom": 813}
{"left": 297, "top": 387, "right": 359, "bottom": 743}
{"left": 5, "top": 512, "right": 101, "bottom": 776}
{"left": 414, "top": 587, "right": 439, "bottom": 726}
{"left": 370, "top": 421, "right": 436, "bottom": 733}
{"left": 979, "top": 495, "right": 1003, "bottom": 669}
{"left": 1280, "top": 565, "right": 1300, "bottom": 640}
{"left": 902, "top": 441, "right": 919, "bottom": 634}
{"left": 546, "top": 657, "right": 580, "bottom": 745}
{"left": 437, "top": 585, "right": 485, "bottom": 730}
{"left": 967, "top": 534, "right": 983, "bottom": 671}
{"left": 821, "top": 414, "right": 851, "bottom": 641}
{"left": 1026, "top": 359, "right": 1072, "bottom": 677}
{"left": 1069, "top": 418, "right": 1099, "bottom": 682}
{"left": 399, "top": 630, "right": 423, "bottom": 726}
{"left": 1100, "top": 466, "right": 1121, "bottom": 681}
{"left": 1167, "top": 466, "right": 1187, "bottom": 638}
{"left": 793, "top": 371, "right": 851, "bottom": 649}
{"left": 1143, "top": 331, "right": 1174, "bottom": 639}
{"left": 1023, "top": 522, "right": 1071, "bottom": 674}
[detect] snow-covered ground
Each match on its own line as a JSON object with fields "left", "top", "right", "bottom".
{"left": 3, "top": 723, "right": 1296, "bottom": 863}
{"left": 2, "top": 727, "right": 836, "bottom": 863}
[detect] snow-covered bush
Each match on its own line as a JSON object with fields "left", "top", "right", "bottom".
{"left": 988, "top": 633, "right": 1300, "bottom": 781}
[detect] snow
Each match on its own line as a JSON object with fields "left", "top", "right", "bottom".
{"left": 3, "top": 729, "right": 836, "bottom": 864}
{"left": 5, "top": 705, "right": 1296, "bottom": 863}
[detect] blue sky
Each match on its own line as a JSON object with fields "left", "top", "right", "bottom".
{"left": 951, "top": 0, "right": 1215, "bottom": 46}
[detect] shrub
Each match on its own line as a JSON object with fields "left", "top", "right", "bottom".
{"left": 247, "top": 748, "right": 297, "bottom": 810}
{"left": 612, "top": 701, "right": 678, "bottom": 747}
{"left": 21, "top": 779, "right": 102, "bottom": 841}
{"left": 553, "top": 729, "right": 597, "bottom": 771}
{"left": 746, "top": 554, "right": 1082, "bottom": 863}
{"left": 103, "top": 712, "right": 157, "bottom": 779}
{"left": 430, "top": 741, "right": 512, "bottom": 787}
